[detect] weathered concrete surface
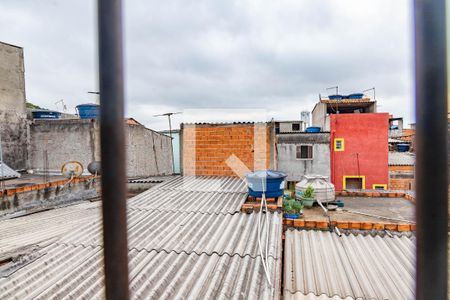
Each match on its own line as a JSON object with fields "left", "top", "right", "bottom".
{"left": 125, "top": 124, "right": 173, "bottom": 177}
{"left": 29, "top": 119, "right": 100, "bottom": 173}
{"left": 0, "top": 178, "right": 100, "bottom": 217}
{"left": 0, "top": 42, "right": 28, "bottom": 170}
{"left": 0, "top": 111, "right": 29, "bottom": 170}
{"left": 29, "top": 119, "right": 173, "bottom": 177}
{"left": 0, "top": 42, "right": 26, "bottom": 114}
{"left": 277, "top": 133, "right": 330, "bottom": 181}
{"left": 300, "top": 197, "right": 415, "bottom": 223}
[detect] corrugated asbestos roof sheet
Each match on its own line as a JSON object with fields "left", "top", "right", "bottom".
{"left": 0, "top": 243, "right": 281, "bottom": 299}
{"left": 389, "top": 152, "right": 415, "bottom": 166}
{"left": 154, "top": 176, "right": 248, "bottom": 193}
{"left": 284, "top": 229, "right": 415, "bottom": 300}
{"left": 0, "top": 176, "right": 282, "bottom": 299}
{"left": 128, "top": 189, "right": 247, "bottom": 214}
{"left": 0, "top": 162, "right": 20, "bottom": 180}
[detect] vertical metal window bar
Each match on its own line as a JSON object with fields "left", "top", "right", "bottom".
{"left": 414, "top": 0, "right": 448, "bottom": 299}
{"left": 97, "top": 0, "right": 130, "bottom": 299}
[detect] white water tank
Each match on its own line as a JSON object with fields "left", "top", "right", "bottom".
{"left": 295, "top": 175, "right": 335, "bottom": 203}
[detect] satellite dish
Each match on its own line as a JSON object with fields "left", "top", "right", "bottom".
{"left": 87, "top": 161, "right": 101, "bottom": 175}
{"left": 61, "top": 161, "right": 83, "bottom": 178}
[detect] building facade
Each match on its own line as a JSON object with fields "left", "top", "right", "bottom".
{"left": 181, "top": 122, "right": 276, "bottom": 176}
{"left": 330, "top": 113, "right": 389, "bottom": 191}
{"left": 276, "top": 132, "right": 330, "bottom": 182}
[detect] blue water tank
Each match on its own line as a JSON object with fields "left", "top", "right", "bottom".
{"left": 347, "top": 93, "right": 364, "bottom": 99}
{"left": 328, "top": 94, "right": 343, "bottom": 100}
{"left": 305, "top": 126, "right": 321, "bottom": 133}
{"left": 32, "top": 110, "right": 61, "bottom": 119}
{"left": 397, "top": 144, "right": 410, "bottom": 152}
{"left": 76, "top": 104, "right": 100, "bottom": 119}
{"left": 246, "top": 170, "right": 287, "bottom": 198}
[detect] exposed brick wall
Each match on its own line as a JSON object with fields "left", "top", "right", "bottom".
{"left": 182, "top": 123, "right": 273, "bottom": 176}
{"left": 389, "top": 178, "right": 415, "bottom": 190}
{"left": 389, "top": 165, "right": 414, "bottom": 172}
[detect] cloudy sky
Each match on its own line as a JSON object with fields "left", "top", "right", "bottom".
{"left": 0, "top": 0, "right": 414, "bottom": 130}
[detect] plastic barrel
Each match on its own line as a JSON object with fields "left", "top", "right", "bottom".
{"left": 246, "top": 170, "right": 287, "bottom": 198}
{"left": 76, "top": 104, "right": 100, "bottom": 119}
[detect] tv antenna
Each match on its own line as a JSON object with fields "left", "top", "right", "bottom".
{"left": 154, "top": 112, "right": 182, "bottom": 173}
{"left": 363, "top": 87, "right": 376, "bottom": 100}
{"left": 326, "top": 86, "right": 338, "bottom": 95}
{"left": 55, "top": 99, "right": 67, "bottom": 112}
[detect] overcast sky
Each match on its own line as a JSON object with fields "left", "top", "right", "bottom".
{"left": 0, "top": 0, "right": 414, "bottom": 130}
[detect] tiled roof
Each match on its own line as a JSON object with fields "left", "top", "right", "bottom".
{"left": 389, "top": 152, "right": 415, "bottom": 166}
{"left": 284, "top": 229, "right": 415, "bottom": 300}
{"left": 0, "top": 162, "right": 20, "bottom": 180}
{"left": 0, "top": 176, "right": 282, "bottom": 299}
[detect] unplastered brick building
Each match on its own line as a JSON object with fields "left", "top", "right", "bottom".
{"left": 181, "top": 122, "right": 276, "bottom": 176}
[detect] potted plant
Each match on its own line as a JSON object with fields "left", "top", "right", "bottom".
{"left": 300, "top": 185, "right": 316, "bottom": 208}
{"left": 283, "top": 199, "right": 304, "bottom": 219}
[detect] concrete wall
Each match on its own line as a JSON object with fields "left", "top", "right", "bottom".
{"left": 0, "top": 42, "right": 28, "bottom": 170}
{"left": 0, "top": 111, "right": 29, "bottom": 170}
{"left": 182, "top": 123, "right": 275, "bottom": 176}
{"left": 29, "top": 119, "right": 100, "bottom": 172}
{"left": 30, "top": 119, "right": 173, "bottom": 177}
{"left": 276, "top": 133, "right": 330, "bottom": 181}
{"left": 330, "top": 113, "right": 389, "bottom": 191}
{"left": 125, "top": 124, "right": 173, "bottom": 177}
{"left": 311, "top": 103, "right": 330, "bottom": 131}
{"left": 0, "top": 42, "right": 26, "bottom": 114}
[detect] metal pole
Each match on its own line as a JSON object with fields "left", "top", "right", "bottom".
{"left": 97, "top": 0, "right": 129, "bottom": 299}
{"left": 414, "top": 0, "right": 448, "bottom": 299}
{"left": 167, "top": 114, "right": 175, "bottom": 173}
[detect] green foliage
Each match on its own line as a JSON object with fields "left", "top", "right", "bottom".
{"left": 26, "top": 102, "right": 45, "bottom": 110}
{"left": 283, "top": 199, "right": 303, "bottom": 214}
{"left": 302, "top": 185, "right": 315, "bottom": 199}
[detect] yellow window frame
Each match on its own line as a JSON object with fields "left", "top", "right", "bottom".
{"left": 372, "top": 184, "right": 387, "bottom": 190}
{"left": 343, "top": 175, "right": 366, "bottom": 190}
{"left": 334, "top": 138, "right": 345, "bottom": 151}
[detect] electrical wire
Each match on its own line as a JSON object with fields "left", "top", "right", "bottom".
{"left": 257, "top": 176, "right": 272, "bottom": 289}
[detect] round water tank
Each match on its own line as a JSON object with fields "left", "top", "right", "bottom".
{"left": 76, "top": 104, "right": 100, "bottom": 119}
{"left": 295, "top": 175, "right": 335, "bottom": 203}
{"left": 246, "top": 170, "right": 287, "bottom": 198}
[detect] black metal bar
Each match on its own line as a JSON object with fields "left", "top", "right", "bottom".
{"left": 414, "top": 0, "right": 448, "bottom": 299}
{"left": 97, "top": 0, "right": 129, "bottom": 299}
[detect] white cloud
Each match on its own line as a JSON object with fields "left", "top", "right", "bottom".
{"left": 0, "top": 0, "right": 414, "bottom": 131}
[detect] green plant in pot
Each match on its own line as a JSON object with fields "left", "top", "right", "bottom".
{"left": 301, "top": 185, "right": 316, "bottom": 208}
{"left": 283, "top": 199, "right": 304, "bottom": 219}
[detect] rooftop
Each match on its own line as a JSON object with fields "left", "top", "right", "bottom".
{"left": 389, "top": 151, "right": 415, "bottom": 166}
{"left": 0, "top": 176, "right": 282, "bottom": 299}
{"left": 284, "top": 229, "right": 415, "bottom": 299}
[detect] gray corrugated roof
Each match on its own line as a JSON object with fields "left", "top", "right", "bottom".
{"left": 154, "top": 176, "right": 248, "bottom": 193}
{"left": 0, "top": 176, "right": 282, "bottom": 299}
{"left": 284, "top": 229, "right": 415, "bottom": 300}
{"left": 129, "top": 189, "right": 247, "bottom": 214}
{"left": 0, "top": 243, "right": 281, "bottom": 299}
{"left": 388, "top": 152, "right": 415, "bottom": 166}
{"left": 0, "top": 162, "right": 20, "bottom": 180}
{"left": 58, "top": 210, "right": 282, "bottom": 258}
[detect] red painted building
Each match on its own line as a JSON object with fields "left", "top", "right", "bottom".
{"left": 330, "top": 113, "right": 389, "bottom": 191}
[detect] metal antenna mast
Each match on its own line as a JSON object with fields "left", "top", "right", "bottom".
{"left": 154, "top": 112, "right": 182, "bottom": 174}
{"left": 362, "top": 87, "right": 376, "bottom": 100}
{"left": 326, "top": 86, "right": 338, "bottom": 95}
